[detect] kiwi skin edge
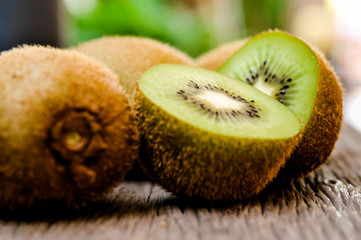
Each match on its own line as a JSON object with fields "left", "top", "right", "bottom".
{"left": 275, "top": 46, "right": 343, "bottom": 182}
{"left": 197, "top": 30, "right": 343, "bottom": 181}
{"left": 0, "top": 46, "right": 139, "bottom": 209}
{"left": 133, "top": 81, "right": 301, "bottom": 201}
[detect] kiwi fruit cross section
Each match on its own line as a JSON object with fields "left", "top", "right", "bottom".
{"left": 135, "top": 64, "right": 301, "bottom": 201}
{"left": 218, "top": 31, "right": 343, "bottom": 181}
{"left": 218, "top": 31, "right": 319, "bottom": 126}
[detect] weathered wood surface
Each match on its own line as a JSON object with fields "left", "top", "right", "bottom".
{"left": 0, "top": 123, "right": 360, "bottom": 240}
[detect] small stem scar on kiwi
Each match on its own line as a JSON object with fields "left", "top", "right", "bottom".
{"left": 177, "top": 80, "right": 260, "bottom": 119}
{"left": 50, "top": 110, "right": 108, "bottom": 163}
{"left": 49, "top": 110, "right": 108, "bottom": 187}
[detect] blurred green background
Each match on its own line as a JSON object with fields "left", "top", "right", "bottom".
{"left": 0, "top": 0, "right": 341, "bottom": 57}
{"left": 62, "top": 0, "right": 292, "bottom": 57}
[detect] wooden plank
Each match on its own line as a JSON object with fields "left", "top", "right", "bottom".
{"left": 0, "top": 124, "right": 360, "bottom": 240}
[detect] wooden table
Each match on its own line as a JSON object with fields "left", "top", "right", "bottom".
{"left": 1, "top": 123, "right": 360, "bottom": 240}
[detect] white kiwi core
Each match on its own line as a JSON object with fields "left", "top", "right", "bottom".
{"left": 196, "top": 90, "right": 248, "bottom": 112}
{"left": 253, "top": 78, "right": 281, "bottom": 97}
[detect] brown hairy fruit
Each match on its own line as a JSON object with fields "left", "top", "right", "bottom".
{"left": 218, "top": 30, "right": 343, "bottom": 181}
{"left": 0, "top": 46, "right": 139, "bottom": 209}
{"left": 196, "top": 39, "right": 248, "bottom": 71}
{"left": 74, "top": 36, "right": 195, "bottom": 97}
{"left": 134, "top": 64, "right": 301, "bottom": 201}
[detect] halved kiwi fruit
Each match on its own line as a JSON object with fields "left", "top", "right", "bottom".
{"left": 75, "top": 36, "right": 195, "bottom": 97}
{"left": 0, "top": 46, "right": 139, "bottom": 209}
{"left": 218, "top": 30, "right": 343, "bottom": 181}
{"left": 134, "top": 64, "right": 301, "bottom": 201}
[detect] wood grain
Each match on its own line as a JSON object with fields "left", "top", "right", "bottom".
{"left": 0, "top": 124, "right": 360, "bottom": 240}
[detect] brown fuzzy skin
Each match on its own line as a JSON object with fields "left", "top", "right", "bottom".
{"left": 134, "top": 87, "right": 300, "bottom": 201}
{"left": 74, "top": 36, "right": 195, "bottom": 97}
{"left": 275, "top": 48, "right": 343, "bottom": 182}
{"left": 0, "top": 46, "right": 139, "bottom": 209}
{"left": 196, "top": 39, "right": 248, "bottom": 71}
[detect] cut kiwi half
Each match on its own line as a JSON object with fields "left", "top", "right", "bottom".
{"left": 134, "top": 64, "right": 301, "bottom": 201}
{"left": 0, "top": 46, "right": 139, "bottom": 209}
{"left": 218, "top": 30, "right": 343, "bottom": 181}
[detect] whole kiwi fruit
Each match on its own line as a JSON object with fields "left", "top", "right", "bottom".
{"left": 0, "top": 46, "right": 139, "bottom": 209}
{"left": 134, "top": 64, "right": 302, "bottom": 201}
{"left": 196, "top": 39, "right": 248, "bottom": 71}
{"left": 218, "top": 30, "right": 343, "bottom": 181}
{"left": 74, "top": 36, "right": 195, "bottom": 97}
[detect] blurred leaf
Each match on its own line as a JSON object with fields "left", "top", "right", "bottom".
{"left": 65, "top": 0, "right": 210, "bottom": 56}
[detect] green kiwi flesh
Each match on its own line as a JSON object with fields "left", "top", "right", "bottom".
{"left": 218, "top": 31, "right": 343, "bottom": 180}
{"left": 219, "top": 31, "right": 319, "bottom": 127}
{"left": 135, "top": 64, "right": 301, "bottom": 201}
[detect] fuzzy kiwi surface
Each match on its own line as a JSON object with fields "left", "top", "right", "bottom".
{"left": 74, "top": 36, "right": 195, "bottom": 97}
{"left": 0, "top": 46, "right": 139, "bottom": 209}
{"left": 196, "top": 39, "right": 248, "bottom": 71}
{"left": 134, "top": 64, "right": 301, "bottom": 201}
{"left": 218, "top": 30, "right": 343, "bottom": 181}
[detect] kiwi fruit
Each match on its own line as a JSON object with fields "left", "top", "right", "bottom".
{"left": 218, "top": 30, "right": 343, "bottom": 181}
{"left": 196, "top": 39, "right": 248, "bottom": 71}
{"left": 0, "top": 46, "right": 139, "bottom": 209}
{"left": 74, "top": 36, "right": 195, "bottom": 97}
{"left": 134, "top": 64, "right": 301, "bottom": 201}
